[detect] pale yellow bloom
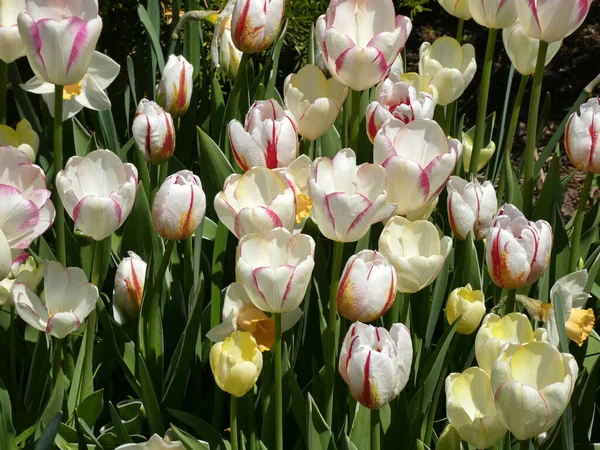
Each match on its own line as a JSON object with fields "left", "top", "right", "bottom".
{"left": 446, "top": 284, "right": 486, "bottom": 335}
{"left": 0, "top": 120, "right": 39, "bottom": 162}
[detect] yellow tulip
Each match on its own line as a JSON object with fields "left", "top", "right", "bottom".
{"left": 446, "top": 284, "right": 486, "bottom": 335}
{"left": 0, "top": 119, "right": 39, "bottom": 163}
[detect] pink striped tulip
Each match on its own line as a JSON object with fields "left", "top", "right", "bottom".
{"left": 113, "top": 251, "right": 147, "bottom": 324}
{"left": 339, "top": 322, "right": 412, "bottom": 409}
{"left": 485, "top": 204, "right": 552, "bottom": 289}
{"left": 374, "top": 119, "right": 460, "bottom": 216}
{"left": 236, "top": 228, "right": 315, "bottom": 313}
{"left": 17, "top": 0, "right": 103, "bottom": 86}
{"left": 565, "top": 98, "right": 600, "bottom": 173}
{"left": 229, "top": 99, "right": 298, "bottom": 171}
{"left": 152, "top": 171, "right": 206, "bottom": 241}
{"left": 132, "top": 99, "right": 176, "bottom": 165}
{"left": 447, "top": 176, "right": 497, "bottom": 241}
{"left": 515, "top": 0, "right": 593, "bottom": 43}
{"left": 316, "top": 0, "right": 412, "bottom": 92}
{"left": 56, "top": 150, "right": 138, "bottom": 241}
{"left": 0, "top": 0, "right": 27, "bottom": 63}
{"left": 308, "top": 148, "right": 396, "bottom": 243}
{"left": 0, "top": 147, "right": 55, "bottom": 280}
{"left": 156, "top": 54, "right": 193, "bottom": 119}
{"left": 468, "top": 0, "right": 517, "bottom": 29}
{"left": 231, "top": 0, "right": 284, "bottom": 53}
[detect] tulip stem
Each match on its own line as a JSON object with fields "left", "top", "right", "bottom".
{"left": 348, "top": 89, "right": 362, "bottom": 155}
{"left": 274, "top": 312, "right": 283, "bottom": 450}
{"left": 0, "top": 61, "right": 7, "bottom": 125}
{"left": 456, "top": 19, "right": 464, "bottom": 43}
{"left": 569, "top": 172, "right": 594, "bottom": 272}
{"left": 445, "top": 101, "right": 457, "bottom": 137}
{"left": 230, "top": 396, "right": 239, "bottom": 450}
{"left": 325, "top": 240, "right": 345, "bottom": 425}
{"left": 519, "top": 439, "right": 530, "bottom": 450}
{"left": 370, "top": 408, "right": 380, "bottom": 450}
{"left": 504, "top": 289, "right": 517, "bottom": 314}
{"left": 54, "top": 85, "right": 66, "bottom": 265}
{"left": 522, "top": 41, "right": 549, "bottom": 218}
{"left": 469, "top": 27, "right": 497, "bottom": 179}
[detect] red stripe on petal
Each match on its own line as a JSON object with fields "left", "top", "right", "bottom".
{"left": 66, "top": 17, "right": 89, "bottom": 75}
{"left": 234, "top": 0, "right": 251, "bottom": 44}
{"left": 361, "top": 350, "right": 373, "bottom": 407}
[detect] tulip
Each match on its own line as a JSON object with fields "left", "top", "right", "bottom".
{"left": 514, "top": 0, "right": 593, "bottom": 43}
{"left": 156, "top": 55, "right": 193, "bottom": 119}
{"left": 337, "top": 250, "right": 397, "bottom": 323}
{"left": 132, "top": 99, "right": 176, "bottom": 165}
{"left": 210, "top": 331, "right": 263, "bottom": 397}
{"left": 339, "top": 322, "right": 413, "bottom": 409}
{"left": 437, "top": 425, "right": 463, "bottom": 450}
{"left": 379, "top": 216, "right": 453, "bottom": 293}
{"left": 491, "top": 341, "right": 578, "bottom": 440}
{"left": 447, "top": 176, "right": 497, "bottom": 241}
{"left": 374, "top": 119, "right": 460, "bottom": 216}
{"left": 461, "top": 132, "right": 496, "bottom": 173}
{"left": 274, "top": 154, "right": 313, "bottom": 226}
{"left": 308, "top": 148, "right": 396, "bottom": 242}
{"left": 0, "top": 1, "right": 26, "bottom": 63}
{"left": 236, "top": 228, "right": 315, "bottom": 313}
{"left": 502, "top": 20, "right": 562, "bottom": 76}
{"left": 115, "top": 431, "right": 206, "bottom": 450}
{"left": 400, "top": 72, "right": 440, "bottom": 104}
{"left": 418, "top": 37, "right": 476, "bottom": 106}
{"left": 366, "top": 72, "right": 436, "bottom": 143}
{"left": 446, "top": 367, "right": 507, "bottom": 449}
{"left": 0, "top": 120, "right": 39, "bottom": 162}
{"left": 152, "top": 170, "right": 206, "bottom": 241}
{"left": 485, "top": 203, "right": 552, "bottom": 289}
{"left": 468, "top": 0, "right": 517, "bottom": 29}
{"left": 0, "top": 255, "right": 43, "bottom": 306}
{"left": 406, "top": 197, "right": 439, "bottom": 222}
{"left": 214, "top": 167, "right": 296, "bottom": 238}
{"left": 284, "top": 65, "right": 348, "bottom": 142}
{"left": 18, "top": 0, "right": 103, "bottom": 86}
{"left": 56, "top": 150, "right": 138, "bottom": 241}
{"left": 113, "top": 251, "right": 147, "bottom": 324}
{"left": 316, "top": 0, "right": 412, "bottom": 91}
{"left": 565, "top": 98, "right": 600, "bottom": 173}
{"left": 446, "top": 284, "right": 487, "bottom": 335}
{"left": 229, "top": 99, "right": 298, "bottom": 171}
{"left": 475, "top": 312, "right": 546, "bottom": 374}
{"left": 0, "top": 147, "right": 55, "bottom": 280}
{"left": 13, "top": 261, "right": 98, "bottom": 339}
{"left": 438, "top": 0, "right": 472, "bottom": 20}
{"left": 206, "top": 282, "right": 303, "bottom": 351}
{"left": 231, "top": 0, "right": 284, "bottom": 53}
{"left": 210, "top": 3, "right": 243, "bottom": 80}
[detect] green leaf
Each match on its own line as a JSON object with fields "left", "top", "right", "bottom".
{"left": 35, "top": 369, "right": 66, "bottom": 440}
{"left": 210, "top": 76, "right": 226, "bottom": 144}
{"left": 108, "top": 402, "right": 133, "bottom": 444}
{"left": 138, "top": 354, "right": 165, "bottom": 436}
{"left": 34, "top": 412, "right": 61, "bottom": 450}
{"left": 318, "top": 125, "right": 342, "bottom": 159}
{"left": 264, "top": 19, "right": 288, "bottom": 99}
{"left": 137, "top": 4, "right": 165, "bottom": 73}
{"left": 170, "top": 424, "right": 210, "bottom": 450}
{"left": 24, "top": 330, "right": 50, "bottom": 411}
{"left": 76, "top": 389, "right": 104, "bottom": 428}
{"left": 451, "top": 233, "right": 482, "bottom": 291}
{"left": 168, "top": 409, "right": 227, "bottom": 450}
{"left": 197, "top": 126, "right": 234, "bottom": 208}
{"left": 67, "top": 311, "right": 97, "bottom": 417}
{"left": 532, "top": 152, "right": 563, "bottom": 222}
{"left": 72, "top": 117, "right": 93, "bottom": 157}
{"left": 8, "top": 62, "right": 42, "bottom": 134}
{"left": 426, "top": 257, "right": 451, "bottom": 349}
{"left": 307, "top": 393, "right": 335, "bottom": 450}
{"left": 0, "top": 378, "right": 15, "bottom": 449}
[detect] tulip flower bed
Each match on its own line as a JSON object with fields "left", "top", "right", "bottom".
{"left": 1, "top": 0, "right": 600, "bottom": 449}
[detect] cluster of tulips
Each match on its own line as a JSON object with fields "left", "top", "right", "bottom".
{"left": 0, "top": 0, "right": 598, "bottom": 449}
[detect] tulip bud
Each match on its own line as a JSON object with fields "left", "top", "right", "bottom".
{"left": 156, "top": 55, "right": 193, "bottom": 119}
{"left": 284, "top": 65, "right": 348, "bottom": 142}
{"left": 446, "top": 367, "right": 507, "bottom": 449}
{"left": 231, "top": 0, "right": 284, "bottom": 53}
{"left": 437, "top": 425, "right": 463, "bottom": 450}
{"left": 0, "top": 255, "right": 43, "bottom": 306}
{"left": 114, "top": 433, "right": 188, "bottom": 450}
{"left": 446, "top": 285, "right": 486, "bottom": 335}
{"left": 0, "top": 120, "right": 39, "bottom": 163}
{"left": 438, "top": 0, "right": 472, "bottom": 20}
{"left": 419, "top": 37, "right": 476, "bottom": 106}
{"left": 132, "top": 99, "right": 176, "bottom": 165}
{"left": 447, "top": 177, "right": 497, "bottom": 241}
{"left": 491, "top": 341, "right": 578, "bottom": 440}
{"left": 485, "top": 204, "right": 552, "bottom": 289}
{"left": 113, "top": 252, "right": 147, "bottom": 324}
{"left": 565, "top": 98, "right": 600, "bottom": 173}
{"left": 468, "top": 0, "right": 517, "bottom": 29}
{"left": 339, "top": 322, "right": 412, "bottom": 409}
{"left": 379, "top": 216, "right": 453, "bottom": 294}
{"left": 210, "top": 331, "right": 263, "bottom": 397}
{"left": 210, "top": 3, "right": 243, "bottom": 80}
{"left": 461, "top": 133, "right": 496, "bottom": 173}
{"left": 152, "top": 170, "right": 206, "bottom": 241}
{"left": 229, "top": 99, "right": 298, "bottom": 171}
{"left": 337, "top": 250, "right": 397, "bottom": 323}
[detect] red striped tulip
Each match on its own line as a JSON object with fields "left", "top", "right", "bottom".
{"left": 468, "top": 0, "right": 517, "bottom": 29}
{"left": 18, "top": 0, "right": 103, "bottom": 86}
{"left": 447, "top": 176, "right": 497, "bottom": 241}
{"left": 485, "top": 204, "right": 552, "bottom": 289}
{"left": 231, "top": 0, "right": 284, "bottom": 53}
{"left": 229, "top": 99, "right": 298, "bottom": 171}
{"left": 152, "top": 171, "right": 206, "bottom": 241}
{"left": 157, "top": 55, "right": 193, "bottom": 119}
{"left": 339, "top": 322, "right": 413, "bottom": 409}
{"left": 0, "top": 0, "right": 26, "bottom": 63}
{"left": 565, "top": 98, "right": 600, "bottom": 173}
{"left": 113, "top": 251, "right": 147, "bottom": 324}
{"left": 316, "top": 0, "right": 412, "bottom": 92}
{"left": 132, "top": 99, "right": 176, "bottom": 165}
{"left": 56, "top": 150, "right": 138, "bottom": 241}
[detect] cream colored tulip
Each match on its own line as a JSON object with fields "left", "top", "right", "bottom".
{"left": 446, "top": 284, "right": 486, "bottom": 335}
{"left": 436, "top": 425, "right": 463, "bottom": 450}
{"left": 210, "top": 0, "right": 242, "bottom": 80}
{"left": 0, "top": 255, "right": 43, "bottom": 306}
{"left": 468, "top": 0, "right": 517, "bottom": 29}
{"left": 438, "top": 0, "right": 472, "bottom": 20}
{"left": 461, "top": 132, "right": 496, "bottom": 172}
{"left": 0, "top": 120, "right": 39, "bottom": 162}
{"left": 447, "top": 176, "right": 497, "bottom": 241}
{"left": 419, "top": 37, "right": 476, "bottom": 106}
{"left": 379, "top": 216, "right": 452, "bottom": 293}
{"left": 446, "top": 367, "right": 507, "bottom": 449}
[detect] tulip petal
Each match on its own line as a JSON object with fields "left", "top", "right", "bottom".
{"left": 13, "top": 282, "right": 49, "bottom": 332}
{"left": 73, "top": 195, "right": 122, "bottom": 240}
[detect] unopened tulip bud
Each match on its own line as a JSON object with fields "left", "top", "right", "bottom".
{"left": 210, "top": 331, "right": 263, "bottom": 397}
{"left": 337, "top": 250, "right": 397, "bottom": 323}
{"left": 156, "top": 55, "right": 193, "bottom": 118}
{"left": 132, "top": 99, "right": 176, "bottom": 165}
{"left": 0, "top": 120, "right": 39, "bottom": 163}
{"left": 210, "top": 3, "right": 243, "bottom": 80}
{"left": 113, "top": 252, "right": 147, "bottom": 324}
{"left": 447, "top": 177, "right": 497, "bottom": 241}
{"left": 152, "top": 171, "right": 206, "bottom": 241}
{"left": 565, "top": 98, "right": 600, "bottom": 173}
{"left": 461, "top": 133, "right": 496, "bottom": 172}
{"left": 438, "top": 0, "right": 472, "bottom": 20}
{"left": 446, "top": 284, "right": 486, "bottom": 335}
{"left": 468, "top": 0, "right": 517, "bottom": 29}
{"left": 0, "top": 255, "right": 43, "bottom": 306}
{"left": 231, "top": 0, "right": 284, "bottom": 53}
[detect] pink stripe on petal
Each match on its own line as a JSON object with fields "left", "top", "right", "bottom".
{"left": 29, "top": 19, "right": 46, "bottom": 70}
{"left": 577, "top": 0, "right": 591, "bottom": 22}
{"left": 280, "top": 265, "right": 296, "bottom": 308}
{"left": 323, "top": 194, "right": 337, "bottom": 231}
{"left": 335, "top": 43, "right": 355, "bottom": 74}
{"left": 347, "top": 194, "right": 374, "bottom": 234}
{"left": 66, "top": 17, "right": 89, "bottom": 75}
{"left": 526, "top": 0, "right": 542, "bottom": 31}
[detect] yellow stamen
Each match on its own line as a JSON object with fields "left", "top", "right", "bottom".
{"left": 296, "top": 192, "right": 312, "bottom": 224}
{"left": 565, "top": 308, "right": 595, "bottom": 346}
{"left": 63, "top": 83, "right": 83, "bottom": 100}
{"left": 238, "top": 306, "right": 275, "bottom": 352}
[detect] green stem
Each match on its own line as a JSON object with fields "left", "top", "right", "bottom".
{"left": 54, "top": 85, "right": 65, "bottom": 265}
{"left": 230, "top": 396, "right": 238, "bottom": 450}
{"left": 52, "top": 337, "right": 62, "bottom": 383}
{"left": 300, "top": 138, "right": 312, "bottom": 157}
{"left": 274, "top": 313, "right": 283, "bottom": 450}
{"left": 0, "top": 61, "right": 7, "bottom": 125}
{"left": 246, "top": 392, "right": 257, "bottom": 450}
{"left": 469, "top": 28, "right": 497, "bottom": 179}
{"left": 569, "top": 172, "right": 594, "bottom": 272}
{"left": 445, "top": 101, "right": 457, "bottom": 137}
{"left": 370, "top": 408, "right": 380, "bottom": 450}
{"left": 398, "top": 293, "right": 409, "bottom": 324}
{"left": 384, "top": 292, "right": 400, "bottom": 328}
{"left": 497, "top": 75, "right": 529, "bottom": 204}
{"left": 348, "top": 89, "right": 362, "bottom": 154}
{"left": 456, "top": 19, "right": 464, "bottom": 43}
{"left": 522, "top": 41, "right": 549, "bottom": 217}
{"left": 504, "top": 289, "right": 517, "bottom": 314}
{"left": 223, "top": 52, "right": 250, "bottom": 161}
{"left": 9, "top": 307, "right": 16, "bottom": 393}
{"left": 519, "top": 439, "right": 529, "bottom": 450}
{"left": 152, "top": 240, "right": 175, "bottom": 294}
{"left": 325, "top": 241, "right": 345, "bottom": 424}
{"left": 90, "top": 239, "right": 104, "bottom": 286}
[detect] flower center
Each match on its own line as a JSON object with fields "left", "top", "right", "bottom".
{"left": 63, "top": 83, "right": 83, "bottom": 100}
